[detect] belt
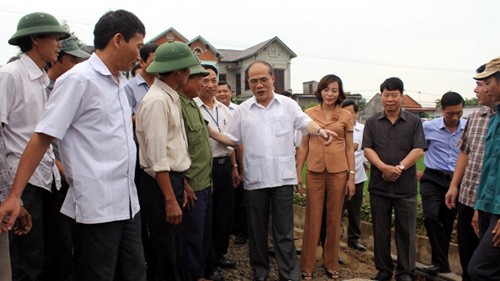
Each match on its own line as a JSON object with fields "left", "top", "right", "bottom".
{"left": 426, "top": 168, "right": 453, "bottom": 180}
{"left": 213, "top": 156, "right": 230, "bottom": 165}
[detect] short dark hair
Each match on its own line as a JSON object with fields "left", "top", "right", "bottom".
{"left": 218, "top": 80, "right": 231, "bottom": 91}
{"left": 491, "top": 71, "right": 500, "bottom": 83}
{"left": 314, "top": 74, "right": 345, "bottom": 105}
{"left": 440, "top": 91, "right": 464, "bottom": 109}
{"left": 139, "top": 43, "right": 158, "bottom": 62}
{"left": 130, "top": 63, "right": 141, "bottom": 77}
{"left": 341, "top": 99, "right": 358, "bottom": 112}
{"left": 202, "top": 64, "right": 218, "bottom": 76}
{"left": 380, "top": 77, "right": 404, "bottom": 94}
{"left": 17, "top": 36, "right": 33, "bottom": 53}
{"left": 93, "top": 10, "right": 145, "bottom": 50}
{"left": 280, "top": 91, "right": 292, "bottom": 98}
{"left": 245, "top": 60, "right": 273, "bottom": 79}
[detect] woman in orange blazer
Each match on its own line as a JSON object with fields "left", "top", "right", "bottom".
{"left": 297, "top": 74, "right": 355, "bottom": 280}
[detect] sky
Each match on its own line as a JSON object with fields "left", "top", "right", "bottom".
{"left": 0, "top": 0, "right": 498, "bottom": 107}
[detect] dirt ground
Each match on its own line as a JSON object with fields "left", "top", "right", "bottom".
{"left": 221, "top": 234, "right": 378, "bottom": 281}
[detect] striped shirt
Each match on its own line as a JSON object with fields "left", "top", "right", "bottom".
{"left": 457, "top": 106, "right": 495, "bottom": 207}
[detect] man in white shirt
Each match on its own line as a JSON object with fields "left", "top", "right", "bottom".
{"left": 0, "top": 12, "right": 69, "bottom": 281}
{"left": 0, "top": 10, "right": 147, "bottom": 281}
{"left": 45, "top": 35, "right": 90, "bottom": 281}
{"left": 214, "top": 60, "right": 336, "bottom": 281}
{"left": 216, "top": 81, "right": 238, "bottom": 115}
{"left": 135, "top": 41, "right": 200, "bottom": 281}
{"left": 341, "top": 99, "right": 368, "bottom": 252}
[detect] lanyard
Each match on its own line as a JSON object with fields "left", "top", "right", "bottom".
{"left": 202, "top": 105, "right": 221, "bottom": 132}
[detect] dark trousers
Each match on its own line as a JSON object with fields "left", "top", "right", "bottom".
{"left": 468, "top": 212, "right": 500, "bottom": 281}
{"left": 182, "top": 188, "right": 213, "bottom": 281}
{"left": 420, "top": 169, "right": 457, "bottom": 270}
{"left": 246, "top": 186, "right": 300, "bottom": 281}
{"left": 232, "top": 183, "right": 247, "bottom": 237}
{"left": 139, "top": 172, "right": 184, "bottom": 281}
{"left": 370, "top": 193, "right": 417, "bottom": 278}
{"left": 74, "top": 213, "right": 146, "bottom": 281}
{"left": 135, "top": 168, "right": 153, "bottom": 280}
{"left": 49, "top": 179, "right": 76, "bottom": 281}
{"left": 9, "top": 183, "right": 58, "bottom": 281}
{"left": 345, "top": 181, "right": 365, "bottom": 244}
{"left": 457, "top": 203, "right": 479, "bottom": 281}
{"left": 211, "top": 157, "right": 234, "bottom": 258}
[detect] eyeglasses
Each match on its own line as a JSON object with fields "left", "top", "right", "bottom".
{"left": 249, "top": 77, "right": 270, "bottom": 86}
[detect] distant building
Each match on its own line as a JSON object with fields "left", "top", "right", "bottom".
{"left": 148, "top": 30, "right": 296, "bottom": 99}
{"left": 361, "top": 93, "right": 436, "bottom": 120}
{"left": 218, "top": 36, "right": 296, "bottom": 98}
{"left": 293, "top": 80, "right": 364, "bottom": 109}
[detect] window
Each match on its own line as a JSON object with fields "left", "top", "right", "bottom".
{"left": 236, "top": 73, "right": 241, "bottom": 95}
{"left": 274, "top": 69, "right": 285, "bottom": 93}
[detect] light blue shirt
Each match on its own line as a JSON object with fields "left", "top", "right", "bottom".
{"left": 225, "top": 93, "right": 311, "bottom": 190}
{"left": 35, "top": 53, "right": 139, "bottom": 224}
{"left": 422, "top": 117, "right": 466, "bottom": 172}
{"left": 124, "top": 73, "right": 149, "bottom": 114}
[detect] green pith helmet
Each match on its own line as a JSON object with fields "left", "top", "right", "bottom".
{"left": 189, "top": 64, "right": 209, "bottom": 76}
{"left": 147, "top": 41, "right": 199, "bottom": 74}
{"left": 60, "top": 37, "right": 91, "bottom": 59}
{"left": 9, "top": 12, "right": 71, "bottom": 46}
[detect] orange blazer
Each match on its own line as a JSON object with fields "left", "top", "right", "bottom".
{"left": 305, "top": 105, "right": 354, "bottom": 173}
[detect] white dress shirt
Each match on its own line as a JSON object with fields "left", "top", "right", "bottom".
{"left": 0, "top": 53, "right": 55, "bottom": 190}
{"left": 136, "top": 78, "right": 191, "bottom": 176}
{"left": 35, "top": 53, "right": 140, "bottom": 224}
{"left": 195, "top": 97, "right": 233, "bottom": 158}
{"left": 228, "top": 102, "right": 238, "bottom": 116}
{"left": 225, "top": 93, "right": 311, "bottom": 190}
{"left": 353, "top": 121, "right": 368, "bottom": 184}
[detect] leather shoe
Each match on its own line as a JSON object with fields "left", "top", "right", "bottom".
{"left": 205, "top": 270, "right": 224, "bottom": 281}
{"left": 396, "top": 274, "right": 413, "bottom": 281}
{"left": 371, "top": 271, "right": 392, "bottom": 281}
{"left": 348, "top": 241, "right": 367, "bottom": 252}
{"left": 252, "top": 277, "right": 267, "bottom": 281}
{"left": 421, "top": 265, "right": 450, "bottom": 275}
{"left": 217, "top": 257, "right": 236, "bottom": 268}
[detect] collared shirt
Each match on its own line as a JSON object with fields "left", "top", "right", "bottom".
{"left": 228, "top": 102, "right": 238, "bottom": 116}
{"left": 136, "top": 78, "right": 191, "bottom": 177}
{"left": 474, "top": 104, "right": 500, "bottom": 215}
{"left": 353, "top": 121, "right": 368, "bottom": 184}
{"left": 0, "top": 128, "right": 10, "bottom": 203}
{"left": 195, "top": 97, "right": 233, "bottom": 158}
{"left": 304, "top": 105, "right": 353, "bottom": 173}
{"left": 225, "top": 93, "right": 311, "bottom": 190}
{"left": 457, "top": 106, "right": 495, "bottom": 207}
{"left": 422, "top": 117, "right": 466, "bottom": 172}
{"left": 124, "top": 73, "right": 149, "bottom": 114}
{"left": 35, "top": 53, "right": 140, "bottom": 224}
{"left": 362, "top": 110, "right": 427, "bottom": 198}
{"left": 0, "top": 53, "right": 55, "bottom": 191}
{"left": 179, "top": 94, "right": 212, "bottom": 191}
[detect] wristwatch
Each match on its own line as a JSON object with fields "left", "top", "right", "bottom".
{"left": 398, "top": 163, "right": 405, "bottom": 171}
{"left": 316, "top": 128, "right": 323, "bottom": 136}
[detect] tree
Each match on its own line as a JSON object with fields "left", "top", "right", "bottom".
{"left": 464, "top": 97, "right": 478, "bottom": 106}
